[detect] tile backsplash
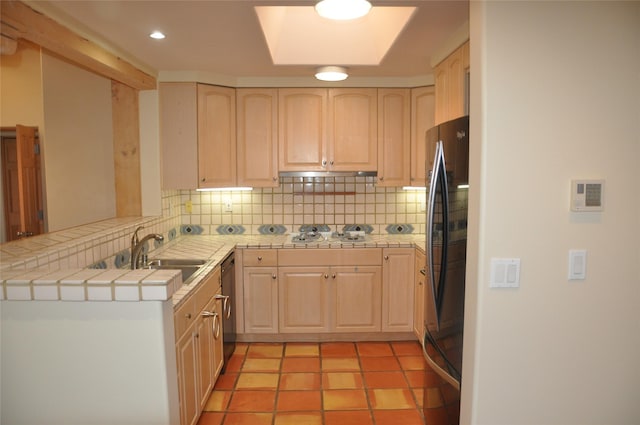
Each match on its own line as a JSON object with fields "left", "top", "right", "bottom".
{"left": 176, "top": 176, "right": 428, "bottom": 235}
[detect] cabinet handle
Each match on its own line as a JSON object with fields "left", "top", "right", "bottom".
{"left": 185, "top": 313, "right": 192, "bottom": 319}
{"left": 213, "top": 313, "right": 221, "bottom": 339}
{"left": 324, "top": 273, "right": 329, "bottom": 279}
{"left": 420, "top": 268, "right": 426, "bottom": 276}
{"left": 332, "top": 273, "right": 336, "bottom": 279}
{"left": 272, "top": 274, "right": 277, "bottom": 279}
{"left": 322, "top": 159, "right": 327, "bottom": 167}
{"left": 216, "top": 294, "right": 231, "bottom": 320}
{"left": 329, "top": 160, "right": 334, "bottom": 166}
{"left": 379, "top": 176, "right": 385, "bottom": 182}
{"left": 272, "top": 177, "right": 278, "bottom": 182}
{"left": 384, "top": 255, "right": 389, "bottom": 261}
{"left": 257, "top": 256, "right": 263, "bottom": 261}
{"left": 201, "top": 178, "right": 205, "bottom": 182}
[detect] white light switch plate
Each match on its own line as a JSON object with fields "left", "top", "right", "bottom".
{"left": 490, "top": 258, "right": 521, "bottom": 288}
{"left": 568, "top": 249, "right": 587, "bottom": 280}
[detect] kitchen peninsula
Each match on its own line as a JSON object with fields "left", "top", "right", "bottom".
{"left": 0, "top": 216, "right": 425, "bottom": 425}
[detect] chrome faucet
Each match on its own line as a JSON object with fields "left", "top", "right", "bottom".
{"left": 130, "top": 226, "right": 164, "bottom": 269}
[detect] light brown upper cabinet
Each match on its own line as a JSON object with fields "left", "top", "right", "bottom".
{"left": 278, "top": 88, "right": 377, "bottom": 172}
{"left": 434, "top": 40, "right": 470, "bottom": 125}
{"left": 410, "top": 86, "right": 436, "bottom": 185}
{"left": 236, "top": 89, "right": 279, "bottom": 188}
{"left": 377, "top": 89, "right": 411, "bottom": 187}
{"left": 160, "top": 83, "right": 236, "bottom": 189}
{"left": 197, "top": 84, "right": 236, "bottom": 188}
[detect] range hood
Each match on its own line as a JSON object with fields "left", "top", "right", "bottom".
{"left": 279, "top": 171, "right": 377, "bottom": 178}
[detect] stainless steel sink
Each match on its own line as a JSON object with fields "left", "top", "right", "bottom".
{"left": 145, "top": 258, "right": 208, "bottom": 283}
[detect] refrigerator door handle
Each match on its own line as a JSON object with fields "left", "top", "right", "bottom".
{"left": 426, "top": 140, "right": 450, "bottom": 328}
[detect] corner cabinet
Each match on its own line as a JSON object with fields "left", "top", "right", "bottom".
{"left": 377, "top": 89, "right": 411, "bottom": 187}
{"left": 278, "top": 88, "right": 377, "bottom": 172}
{"left": 159, "top": 83, "right": 236, "bottom": 189}
{"left": 410, "top": 86, "right": 436, "bottom": 185}
{"left": 434, "top": 40, "right": 470, "bottom": 125}
{"left": 174, "top": 267, "right": 223, "bottom": 425}
{"left": 382, "top": 248, "right": 415, "bottom": 332}
{"left": 236, "top": 89, "right": 279, "bottom": 187}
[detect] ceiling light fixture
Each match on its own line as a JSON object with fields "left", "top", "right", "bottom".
{"left": 149, "top": 31, "right": 166, "bottom": 40}
{"left": 315, "top": 0, "right": 372, "bottom": 20}
{"left": 315, "top": 66, "right": 349, "bottom": 82}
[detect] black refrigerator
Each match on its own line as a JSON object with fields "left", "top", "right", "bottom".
{"left": 422, "top": 115, "right": 469, "bottom": 425}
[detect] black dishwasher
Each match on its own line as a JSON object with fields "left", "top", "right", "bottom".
{"left": 219, "top": 251, "right": 236, "bottom": 371}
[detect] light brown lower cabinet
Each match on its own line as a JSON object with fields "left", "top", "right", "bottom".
{"left": 243, "top": 266, "right": 279, "bottom": 333}
{"left": 174, "top": 267, "right": 223, "bottom": 425}
{"left": 413, "top": 249, "right": 427, "bottom": 340}
{"left": 382, "top": 248, "right": 415, "bottom": 332}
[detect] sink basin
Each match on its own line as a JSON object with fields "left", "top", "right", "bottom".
{"left": 145, "top": 258, "right": 208, "bottom": 283}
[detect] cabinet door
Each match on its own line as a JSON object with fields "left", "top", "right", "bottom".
{"left": 377, "top": 89, "right": 410, "bottom": 187}
{"left": 278, "top": 267, "right": 330, "bottom": 333}
{"left": 196, "top": 300, "right": 214, "bottom": 412}
{"left": 278, "top": 88, "right": 327, "bottom": 171}
{"left": 413, "top": 249, "right": 426, "bottom": 340}
{"left": 243, "top": 267, "right": 278, "bottom": 333}
{"left": 176, "top": 331, "right": 198, "bottom": 425}
{"left": 410, "top": 86, "right": 435, "bottom": 184}
{"left": 236, "top": 89, "right": 279, "bottom": 187}
{"left": 445, "top": 47, "right": 465, "bottom": 121}
{"left": 382, "top": 248, "right": 415, "bottom": 332}
{"left": 197, "top": 84, "right": 236, "bottom": 188}
{"left": 333, "top": 266, "right": 382, "bottom": 332}
{"left": 212, "top": 292, "right": 224, "bottom": 379}
{"left": 328, "top": 88, "right": 377, "bottom": 171}
{"left": 159, "top": 82, "right": 198, "bottom": 189}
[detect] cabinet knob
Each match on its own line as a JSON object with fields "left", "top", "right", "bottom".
{"left": 273, "top": 177, "right": 277, "bottom": 181}
{"left": 379, "top": 176, "right": 385, "bottom": 182}
{"left": 201, "top": 178, "right": 205, "bottom": 182}
{"left": 272, "top": 274, "right": 277, "bottom": 279}
{"left": 384, "top": 255, "right": 389, "bottom": 261}
{"left": 324, "top": 273, "right": 329, "bottom": 279}
{"left": 257, "top": 256, "right": 263, "bottom": 261}
{"left": 332, "top": 273, "right": 336, "bottom": 279}
{"left": 329, "top": 160, "right": 334, "bottom": 166}
{"left": 322, "top": 159, "right": 327, "bottom": 167}
{"left": 185, "top": 313, "right": 192, "bottom": 319}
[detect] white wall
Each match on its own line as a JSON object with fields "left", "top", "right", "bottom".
{"left": 463, "top": 2, "right": 640, "bottom": 424}
{"left": 1, "top": 300, "right": 179, "bottom": 425}
{"left": 41, "top": 53, "right": 116, "bottom": 231}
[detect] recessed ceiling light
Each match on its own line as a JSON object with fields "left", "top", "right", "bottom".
{"left": 149, "top": 31, "right": 166, "bottom": 40}
{"left": 315, "top": 66, "right": 349, "bottom": 82}
{"left": 315, "top": 0, "right": 372, "bottom": 20}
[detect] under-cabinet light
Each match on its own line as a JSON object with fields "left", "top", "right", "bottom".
{"left": 196, "top": 187, "right": 253, "bottom": 192}
{"left": 402, "top": 186, "right": 426, "bottom": 191}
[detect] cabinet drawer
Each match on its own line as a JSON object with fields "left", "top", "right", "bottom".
{"left": 193, "top": 267, "right": 220, "bottom": 313}
{"left": 243, "top": 249, "right": 278, "bottom": 267}
{"left": 279, "top": 248, "right": 381, "bottom": 267}
{"left": 174, "top": 297, "right": 196, "bottom": 339}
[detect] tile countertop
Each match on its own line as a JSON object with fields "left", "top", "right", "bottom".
{"left": 0, "top": 234, "right": 426, "bottom": 305}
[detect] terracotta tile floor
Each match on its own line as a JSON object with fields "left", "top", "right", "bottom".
{"left": 198, "top": 341, "right": 426, "bottom": 425}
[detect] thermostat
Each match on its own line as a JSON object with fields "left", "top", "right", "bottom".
{"left": 570, "top": 179, "right": 604, "bottom": 212}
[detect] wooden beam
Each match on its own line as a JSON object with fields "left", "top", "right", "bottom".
{"left": 0, "top": 0, "right": 156, "bottom": 90}
{"left": 111, "top": 81, "right": 142, "bottom": 217}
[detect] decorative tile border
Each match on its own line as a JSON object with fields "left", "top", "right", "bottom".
{"left": 386, "top": 224, "right": 415, "bottom": 234}
{"left": 257, "top": 225, "right": 287, "bottom": 235}
{"left": 342, "top": 224, "right": 374, "bottom": 234}
{"left": 215, "top": 225, "right": 245, "bottom": 235}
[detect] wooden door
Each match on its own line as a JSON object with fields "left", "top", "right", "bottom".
{"left": 278, "top": 89, "right": 327, "bottom": 171}
{"left": 328, "top": 88, "right": 377, "bottom": 171}
{"left": 1, "top": 125, "right": 44, "bottom": 241}
{"left": 410, "top": 86, "right": 436, "bottom": 185}
{"left": 197, "top": 84, "right": 236, "bottom": 188}
{"left": 243, "top": 267, "right": 279, "bottom": 333}
{"left": 236, "top": 89, "right": 279, "bottom": 187}
{"left": 377, "top": 89, "right": 411, "bottom": 187}
{"left": 333, "top": 265, "right": 382, "bottom": 332}
{"left": 382, "top": 248, "right": 415, "bottom": 332}
{"left": 278, "top": 267, "right": 330, "bottom": 333}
